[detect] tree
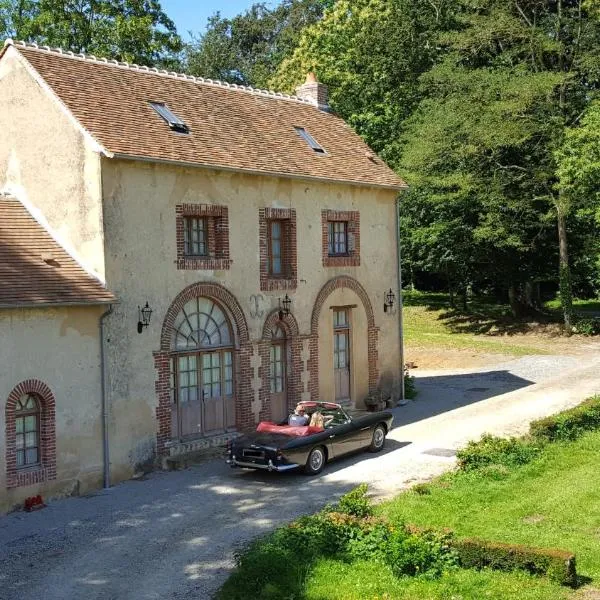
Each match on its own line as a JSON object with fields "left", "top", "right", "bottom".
{"left": 402, "top": 0, "right": 600, "bottom": 322}
{"left": 183, "top": 0, "right": 332, "bottom": 88}
{"left": 556, "top": 101, "right": 600, "bottom": 223}
{"left": 271, "top": 0, "right": 456, "bottom": 160}
{"left": 1, "top": 0, "right": 182, "bottom": 67}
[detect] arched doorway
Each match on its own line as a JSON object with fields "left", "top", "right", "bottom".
{"left": 170, "top": 297, "right": 236, "bottom": 438}
{"left": 310, "top": 276, "right": 379, "bottom": 406}
{"left": 269, "top": 325, "right": 288, "bottom": 422}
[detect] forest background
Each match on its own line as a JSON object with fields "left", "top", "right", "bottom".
{"left": 2, "top": 0, "right": 599, "bottom": 328}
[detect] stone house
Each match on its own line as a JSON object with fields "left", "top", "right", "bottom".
{"left": 0, "top": 39, "right": 407, "bottom": 512}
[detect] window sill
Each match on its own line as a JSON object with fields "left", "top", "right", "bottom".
{"left": 7, "top": 465, "right": 55, "bottom": 489}
{"left": 323, "top": 255, "right": 360, "bottom": 267}
{"left": 261, "top": 277, "right": 297, "bottom": 292}
{"left": 177, "top": 257, "right": 232, "bottom": 271}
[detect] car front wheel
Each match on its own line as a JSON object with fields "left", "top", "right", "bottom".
{"left": 304, "top": 446, "right": 326, "bottom": 475}
{"left": 368, "top": 425, "right": 386, "bottom": 453}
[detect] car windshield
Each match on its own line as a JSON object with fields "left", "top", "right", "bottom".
{"left": 320, "top": 407, "right": 349, "bottom": 427}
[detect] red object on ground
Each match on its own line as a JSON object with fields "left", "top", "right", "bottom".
{"left": 256, "top": 421, "right": 324, "bottom": 436}
{"left": 24, "top": 495, "right": 46, "bottom": 512}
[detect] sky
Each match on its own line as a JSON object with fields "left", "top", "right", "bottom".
{"left": 161, "top": 0, "right": 262, "bottom": 40}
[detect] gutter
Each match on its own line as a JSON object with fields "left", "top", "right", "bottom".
{"left": 0, "top": 299, "right": 114, "bottom": 309}
{"left": 99, "top": 304, "right": 113, "bottom": 488}
{"left": 111, "top": 153, "right": 408, "bottom": 192}
{"left": 395, "top": 195, "right": 405, "bottom": 401}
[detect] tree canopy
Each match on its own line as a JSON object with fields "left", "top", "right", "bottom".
{"left": 183, "top": 0, "right": 332, "bottom": 88}
{"left": 0, "top": 0, "right": 181, "bottom": 66}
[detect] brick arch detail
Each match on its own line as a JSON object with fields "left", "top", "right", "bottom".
{"left": 311, "top": 276, "right": 376, "bottom": 334}
{"left": 258, "top": 310, "right": 303, "bottom": 423}
{"left": 261, "top": 309, "right": 300, "bottom": 339}
{"left": 5, "top": 379, "right": 57, "bottom": 489}
{"left": 159, "top": 282, "right": 250, "bottom": 352}
{"left": 155, "top": 283, "right": 253, "bottom": 456}
{"left": 310, "top": 276, "right": 379, "bottom": 398}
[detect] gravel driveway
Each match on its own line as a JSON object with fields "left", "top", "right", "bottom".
{"left": 1, "top": 353, "right": 599, "bottom": 600}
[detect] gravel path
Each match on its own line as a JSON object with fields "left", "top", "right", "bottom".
{"left": 1, "top": 353, "right": 599, "bottom": 600}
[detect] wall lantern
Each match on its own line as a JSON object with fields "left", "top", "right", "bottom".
{"left": 137, "top": 301, "right": 153, "bottom": 333}
{"left": 383, "top": 288, "right": 396, "bottom": 313}
{"left": 278, "top": 294, "right": 292, "bottom": 320}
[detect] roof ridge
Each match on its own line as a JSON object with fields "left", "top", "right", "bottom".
{"left": 4, "top": 38, "right": 314, "bottom": 106}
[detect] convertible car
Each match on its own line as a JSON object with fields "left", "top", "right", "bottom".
{"left": 226, "top": 401, "right": 394, "bottom": 475}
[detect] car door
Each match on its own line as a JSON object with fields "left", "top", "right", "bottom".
{"left": 326, "top": 409, "right": 362, "bottom": 457}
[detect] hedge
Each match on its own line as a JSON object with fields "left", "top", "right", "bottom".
{"left": 530, "top": 395, "right": 600, "bottom": 442}
{"left": 453, "top": 538, "right": 577, "bottom": 587}
{"left": 407, "top": 525, "right": 577, "bottom": 586}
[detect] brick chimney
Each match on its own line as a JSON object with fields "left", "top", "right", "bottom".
{"left": 295, "top": 72, "right": 329, "bottom": 111}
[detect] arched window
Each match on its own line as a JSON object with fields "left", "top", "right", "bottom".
{"left": 170, "top": 298, "right": 235, "bottom": 438}
{"left": 6, "top": 380, "right": 57, "bottom": 488}
{"left": 15, "top": 394, "right": 40, "bottom": 468}
{"left": 172, "top": 297, "right": 231, "bottom": 351}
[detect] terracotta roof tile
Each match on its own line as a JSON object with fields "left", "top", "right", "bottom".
{"left": 0, "top": 194, "right": 115, "bottom": 306}
{"left": 6, "top": 41, "right": 406, "bottom": 190}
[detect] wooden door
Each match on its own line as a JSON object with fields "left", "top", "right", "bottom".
{"left": 175, "top": 354, "right": 203, "bottom": 438}
{"left": 172, "top": 350, "right": 235, "bottom": 438}
{"left": 201, "top": 351, "right": 224, "bottom": 435}
{"left": 270, "top": 331, "right": 287, "bottom": 423}
{"left": 333, "top": 309, "right": 351, "bottom": 404}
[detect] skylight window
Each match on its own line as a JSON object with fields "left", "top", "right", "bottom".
{"left": 295, "top": 127, "right": 326, "bottom": 154}
{"left": 149, "top": 101, "right": 189, "bottom": 133}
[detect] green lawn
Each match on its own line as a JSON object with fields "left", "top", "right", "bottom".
{"left": 304, "top": 560, "right": 566, "bottom": 600}
{"left": 402, "top": 291, "right": 599, "bottom": 356}
{"left": 377, "top": 431, "right": 600, "bottom": 597}
{"left": 219, "top": 429, "right": 600, "bottom": 600}
{"left": 544, "top": 297, "right": 600, "bottom": 315}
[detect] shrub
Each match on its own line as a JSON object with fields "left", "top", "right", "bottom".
{"left": 335, "top": 483, "right": 373, "bottom": 518}
{"left": 385, "top": 528, "right": 458, "bottom": 578}
{"left": 573, "top": 317, "right": 600, "bottom": 336}
{"left": 404, "top": 371, "right": 418, "bottom": 399}
{"left": 456, "top": 434, "right": 542, "bottom": 471}
{"left": 453, "top": 538, "right": 577, "bottom": 587}
{"left": 530, "top": 395, "right": 600, "bottom": 442}
{"left": 412, "top": 483, "right": 431, "bottom": 495}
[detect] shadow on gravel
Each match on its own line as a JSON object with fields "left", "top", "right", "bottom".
{"left": 0, "top": 373, "right": 535, "bottom": 600}
{"left": 0, "top": 455, "right": 401, "bottom": 600}
{"left": 397, "top": 370, "right": 535, "bottom": 427}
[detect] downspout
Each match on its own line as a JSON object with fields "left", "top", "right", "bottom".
{"left": 395, "top": 195, "right": 405, "bottom": 401}
{"left": 100, "top": 304, "right": 113, "bottom": 488}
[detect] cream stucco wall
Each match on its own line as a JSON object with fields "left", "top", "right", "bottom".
{"left": 100, "top": 159, "right": 402, "bottom": 472}
{"left": 0, "top": 306, "right": 104, "bottom": 513}
{"left": 0, "top": 47, "right": 106, "bottom": 278}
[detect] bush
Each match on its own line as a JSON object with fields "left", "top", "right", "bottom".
{"left": 456, "top": 434, "right": 542, "bottom": 471}
{"left": 404, "top": 370, "right": 418, "bottom": 399}
{"left": 385, "top": 528, "right": 458, "bottom": 578}
{"left": 573, "top": 317, "right": 600, "bottom": 336}
{"left": 453, "top": 538, "right": 577, "bottom": 587}
{"left": 530, "top": 395, "right": 600, "bottom": 442}
{"left": 335, "top": 483, "right": 373, "bottom": 518}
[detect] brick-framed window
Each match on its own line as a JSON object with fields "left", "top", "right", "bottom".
{"left": 322, "top": 210, "right": 360, "bottom": 267}
{"left": 5, "top": 380, "right": 57, "bottom": 489}
{"left": 260, "top": 207, "right": 297, "bottom": 291}
{"left": 176, "top": 204, "right": 231, "bottom": 270}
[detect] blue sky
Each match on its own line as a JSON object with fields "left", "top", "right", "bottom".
{"left": 161, "top": 0, "right": 263, "bottom": 39}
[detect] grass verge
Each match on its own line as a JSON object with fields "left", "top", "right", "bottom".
{"left": 218, "top": 398, "right": 600, "bottom": 600}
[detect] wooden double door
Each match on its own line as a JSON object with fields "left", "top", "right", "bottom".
{"left": 171, "top": 350, "right": 235, "bottom": 439}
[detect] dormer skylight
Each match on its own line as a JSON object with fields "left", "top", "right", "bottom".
{"left": 295, "top": 127, "right": 326, "bottom": 154}
{"left": 149, "top": 101, "right": 189, "bottom": 133}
